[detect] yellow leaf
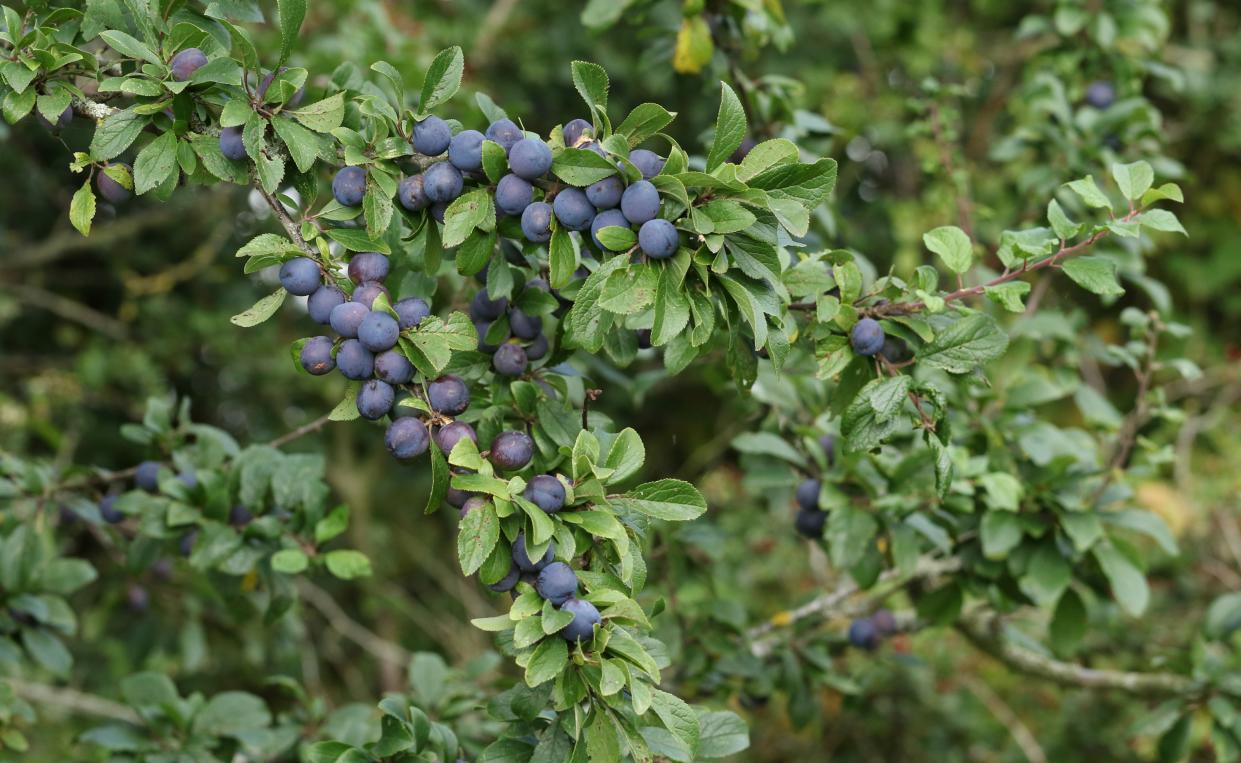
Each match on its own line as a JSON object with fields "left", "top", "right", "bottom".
{"left": 673, "top": 15, "right": 714, "bottom": 74}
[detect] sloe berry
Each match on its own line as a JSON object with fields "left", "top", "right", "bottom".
{"left": 562, "top": 118, "right": 593, "bottom": 147}
{"left": 219, "top": 126, "right": 246, "bottom": 161}
{"left": 638, "top": 218, "right": 678, "bottom": 259}
{"left": 300, "top": 336, "right": 336, "bottom": 376}
{"left": 492, "top": 343, "right": 528, "bottom": 377}
{"left": 559, "top": 598, "right": 601, "bottom": 642}
{"left": 358, "top": 311, "right": 399, "bottom": 352}
{"left": 423, "top": 162, "right": 463, "bottom": 203}
{"left": 332, "top": 166, "right": 366, "bottom": 207}
{"left": 495, "top": 174, "right": 534, "bottom": 216}
{"left": 470, "top": 288, "right": 508, "bottom": 321}
{"left": 620, "top": 180, "right": 660, "bottom": 225}
{"left": 486, "top": 118, "right": 523, "bottom": 152}
{"left": 795, "top": 479, "right": 820, "bottom": 512}
{"left": 308, "top": 285, "right": 346, "bottom": 324}
{"left": 135, "top": 461, "right": 161, "bottom": 492}
{"left": 448, "top": 129, "right": 485, "bottom": 171}
{"left": 347, "top": 252, "right": 389, "bottom": 284}
{"left": 794, "top": 509, "right": 826, "bottom": 538}
{"left": 590, "top": 208, "right": 630, "bottom": 252}
{"left": 508, "top": 138, "right": 553, "bottom": 180}
{"left": 537, "top": 562, "right": 578, "bottom": 605}
{"left": 336, "top": 339, "right": 374, "bottom": 380}
{"left": 512, "top": 531, "right": 554, "bottom": 572}
{"left": 489, "top": 562, "right": 521, "bottom": 592}
{"left": 330, "top": 301, "right": 370, "bottom": 338}
{"left": 586, "top": 175, "right": 623, "bottom": 210}
{"left": 427, "top": 375, "right": 470, "bottom": 415}
{"left": 520, "top": 202, "right": 553, "bottom": 243}
{"left": 435, "top": 421, "right": 477, "bottom": 455}
{"left": 850, "top": 318, "right": 885, "bottom": 356}
{"left": 412, "top": 115, "right": 451, "bottom": 156}
{"left": 351, "top": 282, "right": 389, "bottom": 308}
{"left": 509, "top": 308, "right": 542, "bottom": 340}
{"left": 553, "top": 187, "right": 594, "bottom": 231}
{"left": 398, "top": 174, "right": 429, "bottom": 212}
{"left": 490, "top": 431, "right": 534, "bottom": 471}
{"left": 229, "top": 505, "right": 253, "bottom": 526}
{"left": 628, "top": 149, "right": 665, "bottom": 179}
{"left": 1085, "top": 80, "right": 1116, "bottom": 110}
{"left": 386, "top": 417, "right": 429, "bottom": 461}
{"left": 357, "top": 379, "right": 394, "bottom": 420}
{"left": 279, "top": 257, "right": 321, "bottom": 296}
{"left": 96, "top": 164, "right": 132, "bottom": 204}
{"left": 170, "top": 48, "right": 207, "bottom": 81}
{"left": 523, "top": 474, "right": 565, "bottom": 513}
{"left": 394, "top": 297, "right": 430, "bottom": 329}
{"left": 99, "top": 495, "right": 124, "bottom": 523}
{"left": 526, "top": 333, "right": 549, "bottom": 361}
{"left": 374, "top": 350, "right": 413, "bottom": 384}
{"left": 848, "top": 617, "right": 880, "bottom": 650}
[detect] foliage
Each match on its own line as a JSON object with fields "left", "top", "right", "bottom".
{"left": 1, "top": 0, "right": 1238, "bottom": 761}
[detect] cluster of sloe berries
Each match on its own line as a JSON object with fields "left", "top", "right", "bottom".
{"left": 469, "top": 280, "right": 551, "bottom": 377}
{"left": 459, "top": 475, "right": 601, "bottom": 643}
{"left": 793, "top": 434, "right": 835, "bottom": 538}
{"left": 331, "top": 114, "right": 680, "bottom": 260}
{"left": 846, "top": 609, "right": 899, "bottom": 650}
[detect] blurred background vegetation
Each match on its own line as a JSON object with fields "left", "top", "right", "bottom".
{"left": 2, "top": 0, "right": 1239, "bottom": 759}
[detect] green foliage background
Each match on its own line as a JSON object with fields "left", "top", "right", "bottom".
{"left": 1, "top": 0, "right": 1239, "bottom": 760}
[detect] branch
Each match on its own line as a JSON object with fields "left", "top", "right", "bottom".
{"left": 297, "top": 580, "right": 412, "bottom": 668}
{"left": 266, "top": 412, "right": 334, "bottom": 449}
{"left": 956, "top": 610, "right": 1204, "bottom": 698}
{"left": 958, "top": 675, "right": 1047, "bottom": 763}
{"left": 255, "top": 183, "right": 317, "bottom": 258}
{"left": 7, "top": 678, "right": 140, "bottom": 724}
{"left": 747, "top": 556, "right": 961, "bottom": 657}
{"left": 0, "top": 282, "right": 129, "bottom": 341}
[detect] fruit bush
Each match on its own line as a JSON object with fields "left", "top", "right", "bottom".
{"left": 1, "top": 0, "right": 1238, "bottom": 761}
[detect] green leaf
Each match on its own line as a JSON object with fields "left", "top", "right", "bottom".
{"left": 841, "top": 375, "right": 910, "bottom": 452}
{"left": 230, "top": 288, "right": 288, "bottom": 327}
{"left": 324, "top": 549, "right": 371, "bottom": 579}
{"left": 290, "top": 92, "right": 346, "bottom": 133}
{"left": 705, "top": 82, "right": 746, "bottom": 172}
{"left": 133, "top": 131, "right": 178, "bottom": 195}
{"left": 457, "top": 499, "right": 499, "bottom": 575}
{"left": 22, "top": 629, "right": 71, "bottom": 677}
{"left": 442, "top": 189, "right": 496, "bottom": 248}
{"left": 70, "top": 179, "right": 96, "bottom": 236}
{"left": 1112, "top": 161, "right": 1154, "bottom": 201}
{"left": 551, "top": 148, "right": 617, "bottom": 186}
{"left": 1062, "top": 256, "right": 1124, "bottom": 297}
{"left": 193, "top": 691, "right": 271, "bottom": 735}
{"left": 916, "top": 313, "right": 1009, "bottom": 374}
{"left": 1049, "top": 588, "right": 1087, "bottom": 654}
{"left": 597, "top": 225, "right": 636, "bottom": 251}
{"left": 419, "top": 46, "right": 464, "bottom": 114}
{"left": 1047, "top": 199, "right": 1082, "bottom": 240}
{"left": 610, "top": 479, "right": 707, "bottom": 521}
{"left": 673, "top": 14, "right": 714, "bottom": 75}
{"left": 271, "top": 549, "right": 308, "bottom": 573}
{"left": 548, "top": 228, "right": 579, "bottom": 289}
{"left": 649, "top": 689, "right": 700, "bottom": 758}
{"left": 570, "top": 60, "right": 609, "bottom": 118}
{"left": 272, "top": 116, "right": 326, "bottom": 173}
{"left": 1206, "top": 593, "right": 1241, "bottom": 640}
{"left": 325, "top": 228, "right": 391, "bottom": 254}
{"left": 1093, "top": 543, "right": 1149, "bottom": 616}
{"left": 980, "top": 510, "right": 1022, "bottom": 559}
{"left": 826, "top": 505, "right": 878, "bottom": 569}
{"left": 616, "top": 103, "right": 676, "bottom": 148}
{"left": 329, "top": 382, "right": 360, "bottom": 421}
{"left": 1137, "top": 209, "right": 1187, "bottom": 236}
{"left": 984, "top": 282, "right": 1030, "bottom": 313}
{"left": 731, "top": 432, "right": 807, "bottom": 467}
{"left": 923, "top": 225, "right": 973, "bottom": 274}
{"left": 121, "top": 672, "right": 179, "bottom": 708}
{"left": 602, "top": 428, "right": 645, "bottom": 485}
{"left": 481, "top": 140, "right": 507, "bottom": 183}
{"left": 275, "top": 0, "right": 305, "bottom": 65}
{"left": 315, "top": 505, "right": 349, "bottom": 544}
{"left": 525, "top": 637, "right": 568, "bottom": 687}
{"left": 90, "top": 108, "right": 147, "bottom": 161}
{"left": 99, "top": 30, "right": 162, "bottom": 65}
{"left": 1065, "top": 175, "right": 1112, "bottom": 210}
{"left": 696, "top": 710, "right": 750, "bottom": 759}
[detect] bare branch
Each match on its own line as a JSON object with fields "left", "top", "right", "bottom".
{"left": 297, "top": 580, "right": 412, "bottom": 668}
{"left": 7, "top": 678, "right": 140, "bottom": 724}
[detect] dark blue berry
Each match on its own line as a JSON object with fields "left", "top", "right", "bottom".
{"left": 423, "top": 162, "right": 463, "bottom": 203}
{"left": 279, "top": 257, "right": 321, "bottom": 296}
{"left": 523, "top": 474, "right": 565, "bottom": 513}
{"left": 490, "top": 431, "right": 533, "bottom": 471}
{"left": 521, "top": 202, "right": 553, "bottom": 243}
{"left": 427, "top": 375, "right": 469, "bottom": 415}
{"left": 300, "top": 336, "right": 336, "bottom": 376}
{"left": 448, "top": 129, "right": 485, "bottom": 171}
{"left": 330, "top": 301, "right": 370, "bottom": 338}
{"left": 357, "top": 311, "right": 399, "bottom": 352}
{"left": 495, "top": 174, "right": 534, "bottom": 216}
{"left": 374, "top": 350, "right": 413, "bottom": 384}
{"left": 553, "top": 187, "right": 594, "bottom": 231}
{"left": 219, "top": 126, "right": 246, "bottom": 161}
{"left": 347, "top": 252, "right": 389, "bottom": 284}
{"left": 386, "top": 417, "right": 429, "bottom": 461}
{"left": 508, "top": 138, "right": 552, "bottom": 180}
{"left": 308, "top": 285, "right": 346, "bottom": 324}
{"left": 412, "top": 115, "right": 451, "bottom": 155}
{"left": 492, "top": 343, "right": 528, "bottom": 377}
{"left": 638, "top": 218, "right": 678, "bottom": 259}
{"left": 336, "top": 339, "right": 374, "bottom": 380}
{"left": 393, "top": 297, "right": 430, "bottom": 329}
{"left": 170, "top": 48, "right": 207, "bottom": 81}
{"left": 559, "top": 598, "right": 601, "bottom": 642}
{"left": 850, "top": 318, "right": 885, "bottom": 356}
{"left": 536, "top": 562, "right": 578, "bottom": 605}
{"left": 620, "top": 180, "right": 660, "bottom": 225}
{"left": 357, "top": 379, "right": 394, "bottom": 420}
{"left": 332, "top": 166, "right": 366, "bottom": 207}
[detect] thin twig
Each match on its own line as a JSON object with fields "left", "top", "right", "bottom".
{"left": 0, "top": 283, "right": 129, "bottom": 340}
{"left": 267, "top": 413, "right": 334, "bottom": 449}
{"left": 1089, "top": 315, "right": 1161, "bottom": 505}
{"left": 7, "top": 678, "right": 141, "bottom": 724}
{"left": 958, "top": 675, "right": 1048, "bottom": 763}
{"left": 956, "top": 611, "right": 1204, "bottom": 698}
{"left": 297, "top": 580, "right": 412, "bottom": 668}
